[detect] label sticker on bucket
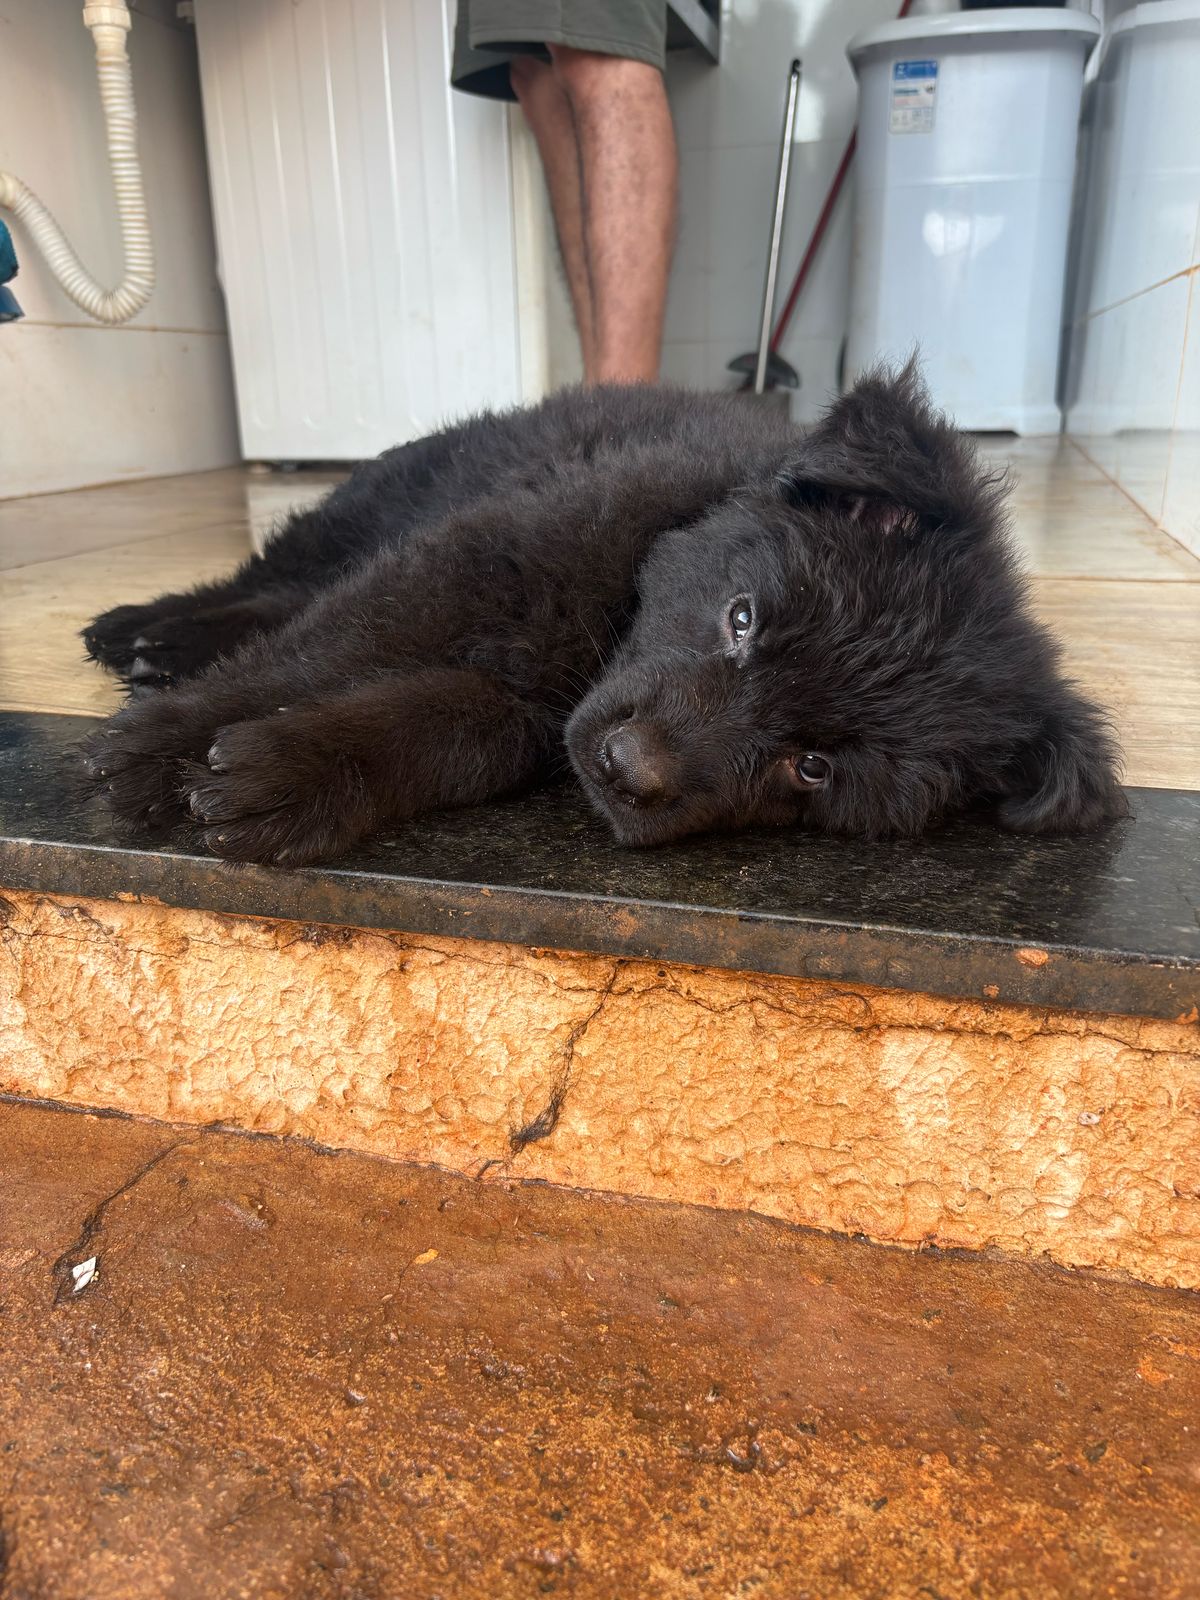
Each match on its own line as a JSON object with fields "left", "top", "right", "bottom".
{"left": 890, "top": 59, "right": 938, "bottom": 134}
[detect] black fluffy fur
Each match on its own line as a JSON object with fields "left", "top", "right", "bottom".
{"left": 80, "top": 366, "right": 1125, "bottom": 866}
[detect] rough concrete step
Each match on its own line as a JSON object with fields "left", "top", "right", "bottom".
{"left": 2, "top": 1098, "right": 1197, "bottom": 1600}
{"left": 2, "top": 712, "right": 1198, "bottom": 1289}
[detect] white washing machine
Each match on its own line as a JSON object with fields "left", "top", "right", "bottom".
{"left": 193, "top": 0, "right": 524, "bottom": 461}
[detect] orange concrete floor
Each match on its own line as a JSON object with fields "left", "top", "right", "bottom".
{"left": 2, "top": 1097, "right": 1198, "bottom": 1600}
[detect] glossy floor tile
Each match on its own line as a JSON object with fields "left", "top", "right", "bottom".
{"left": 1031, "top": 578, "right": 1200, "bottom": 794}
{"left": 0, "top": 444, "right": 1197, "bottom": 787}
{"left": 0, "top": 524, "right": 257, "bottom": 718}
{"left": 0, "top": 468, "right": 258, "bottom": 573}
{"left": 978, "top": 434, "right": 1198, "bottom": 580}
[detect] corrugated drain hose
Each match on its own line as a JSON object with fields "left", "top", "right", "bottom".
{"left": 0, "top": 3, "right": 154, "bottom": 325}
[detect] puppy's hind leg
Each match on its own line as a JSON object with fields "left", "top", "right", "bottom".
{"left": 83, "top": 497, "right": 366, "bottom": 686}
{"left": 84, "top": 577, "right": 316, "bottom": 686}
{"left": 185, "top": 669, "right": 555, "bottom": 866}
{"left": 117, "top": 587, "right": 313, "bottom": 692}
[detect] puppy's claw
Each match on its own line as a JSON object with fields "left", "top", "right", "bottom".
{"left": 128, "top": 655, "right": 173, "bottom": 685}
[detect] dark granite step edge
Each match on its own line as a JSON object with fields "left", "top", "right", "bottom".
{"left": 2, "top": 833, "right": 1195, "bottom": 1024}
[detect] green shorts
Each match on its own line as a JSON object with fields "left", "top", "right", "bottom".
{"left": 451, "top": 1, "right": 668, "bottom": 101}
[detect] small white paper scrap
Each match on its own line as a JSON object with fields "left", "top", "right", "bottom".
{"left": 71, "top": 1256, "right": 98, "bottom": 1292}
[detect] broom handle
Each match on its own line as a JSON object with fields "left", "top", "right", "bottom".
{"left": 754, "top": 59, "right": 802, "bottom": 395}
{"left": 769, "top": 0, "right": 914, "bottom": 353}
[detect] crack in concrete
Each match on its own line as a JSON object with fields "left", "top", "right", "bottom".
{"left": 50, "top": 1137, "right": 196, "bottom": 1308}
{"left": 632, "top": 977, "right": 880, "bottom": 1029}
{"left": 474, "top": 964, "right": 624, "bottom": 1179}
{"left": 512, "top": 962, "right": 623, "bottom": 1154}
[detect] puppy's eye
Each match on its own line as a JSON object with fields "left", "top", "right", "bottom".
{"left": 788, "top": 752, "right": 832, "bottom": 788}
{"left": 727, "top": 598, "right": 754, "bottom": 644}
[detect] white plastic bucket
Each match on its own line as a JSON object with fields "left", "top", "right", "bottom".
{"left": 846, "top": 9, "right": 1100, "bottom": 434}
{"left": 1066, "top": 0, "right": 1200, "bottom": 433}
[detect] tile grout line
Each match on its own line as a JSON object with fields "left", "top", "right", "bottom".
{"left": 1029, "top": 574, "right": 1200, "bottom": 587}
{"left": 1065, "top": 436, "right": 1170, "bottom": 536}
{"left": 15, "top": 320, "right": 232, "bottom": 337}
{"left": 0, "top": 519, "right": 259, "bottom": 577}
{"left": 0, "top": 465, "right": 247, "bottom": 507}
{"left": 1076, "top": 261, "right": 1199, "bottom": 324}
{"left": 1156, "top": 260, "right": 1198, "bottom": 554}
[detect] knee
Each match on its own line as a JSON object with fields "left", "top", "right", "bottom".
{"left": 549, "top": 42, "right": 654, "bottom": 103}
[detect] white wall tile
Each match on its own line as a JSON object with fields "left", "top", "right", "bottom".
{"left": 1066, "top": 0, "right": 1200, "bottom": 520}
{"left": 1161, "top": 276, "right": 1200, "bottom": 559}
{"left": 1067, "top": 273, "right": 1189, "bottom": 430}
{"left": 784, "top": 337, "right": 844, "bottom": 424}
{"left": 1176, "top": 279, "right": 1200, "bottom": 434}
{"left": 0, "top": 323, "right": 239, "bottom": 497}
{"left": 658, "top": 340, "right": 712, "bottom": 389}
{"left": 663, "top": 145, "right": 715, "bottom": 345}
{"left": 774, "top": 143, "right": 856, "bottom": 350}
{"left": 1068, "top": 4, "right": 1200, "bottom": 315}
{"left": 660, "top": 0, "right": 908, "bottom": 397}
{"left": 1067, "top": 273, "right": 1192, "bottom": 524}
{"left": 1120, "top": 276, "right": 1190, "bottom": 436}
{"left": 692, "top": 136, "right": 854, "bottom": 356}
{"left": 704, "top": 142, "right": 780, "bottom": 347}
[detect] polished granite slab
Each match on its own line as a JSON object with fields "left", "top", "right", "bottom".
{"left": 1, "top": 711, "right": 1196, "bottom": 1022}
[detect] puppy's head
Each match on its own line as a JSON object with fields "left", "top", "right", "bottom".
{"left": 566, "top": 364, "right": 1125, "bottom": 846}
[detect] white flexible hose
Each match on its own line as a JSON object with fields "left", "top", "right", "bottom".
{"left": 0, "top": 3, "right": 154, "bottom": 325}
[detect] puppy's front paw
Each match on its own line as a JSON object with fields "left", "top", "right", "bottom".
{"left": 81, "top": 694, "right": 222, "bottom": 834}
{"left": 185, "top": 715, "right": 374, "bottom": 866}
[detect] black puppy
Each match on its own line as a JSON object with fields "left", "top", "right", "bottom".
{"left": 81, "top": 366, "right": 1123, "bottom": 866}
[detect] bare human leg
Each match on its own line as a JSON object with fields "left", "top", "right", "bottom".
{"left": 510, "top": 53, "right": 598, "bottom": 380}
{"left": 549, "top": 45, "right": 678, "bottom": 384}
{"left": 511, "top": 46, "right": 678, "bottom": 384}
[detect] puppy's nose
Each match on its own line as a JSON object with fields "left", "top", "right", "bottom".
{"left": 598, "top": 724, "right": 675, "bottom": 805}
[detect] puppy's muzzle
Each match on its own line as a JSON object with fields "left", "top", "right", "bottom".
{"left": 595, "top": 723, "right": 679, "bottom": 808}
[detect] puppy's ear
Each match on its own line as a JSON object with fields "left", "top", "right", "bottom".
{"left": 779, "top": 360, "right": 1007, "bottom": 544}
{"left": 997, "top": 687, "right": 1127, "bottom": 833}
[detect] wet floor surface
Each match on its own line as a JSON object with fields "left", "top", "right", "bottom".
{"left": 2, "top": 1097, "right": 1198, "bottom": 1600}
